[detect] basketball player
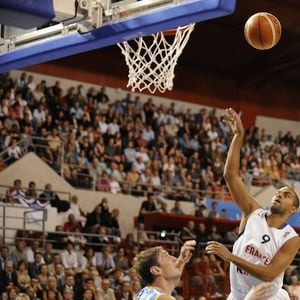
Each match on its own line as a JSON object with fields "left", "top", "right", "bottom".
{"left": 133, "top": 240, "right": 196, "bottom": 299}
{"left": 206, "top": 108, "right": 300, "bottom": 299}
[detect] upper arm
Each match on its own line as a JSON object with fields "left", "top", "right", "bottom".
{"left": 266, "top": 236, "right": 300, "bottom": 280}
{"left": 225, "top": 175, "right": 259, "bottom": 216}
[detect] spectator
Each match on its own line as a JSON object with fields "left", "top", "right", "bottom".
{"left": 12, "top": 241, "right": 27, "bottom": 267}
{"left": 5, "top": 179, "right": 25, "bottom": 204}
{"left": 16, "top": 260, "right": 31, "bottom": 292}
{"left": 37, "top": 264, "right": 49, "bottom": 290}
{"left": 287, "top": 275, "right": 300, "bottom": 299}
{"left": 68, "top": 228, "right": 87, "bottom": 251}
{"left": 100, "top": 198, "right": 112, "bottom": 227}
{"left": 25, "top": 181, "right": 38, "bottom": 198}
{"left": 0, "top": 246, "right": 13, "bottom": 269}
{"left": 207, "top": 225, "right": 223, "bottom": 242}
{"left": 7, "top": 139, "right": 22, "bottom": 163}
{"left": 46, "top": 253, "right": 61, "bottom": 276}
{"left": 107, "top": 209, "right": 121, "bottom": 237}
{"left": 110, "top": 174, "right": 121, "bottom": 194}
{"left": 207, "top": 201, "right": 219, "bottom": 218}
{"left": 219, "top": 208, "right": 228, "bottom": 219}
{"left": 80, "top": 248, "right": 97, "bottom": 271}
{"left": 61, "top": 275, "right": 82, "bottom": 300}
{"left": 224, "top": 226, "right": 239, "bottom": 244}
{"left": 180, "top": 220, "right": 197, "bottom": 244}
{"left": 42, "top": 242, "right": 54, "bottom": 265}
{"left": 95, "top": 245, "right": 116, "bottom": 276}
{"left": 133, "top": 223, "right": 148, "bottom": 245}
{"left": 63, "top": 214, "right": 82, "bottom": 233}
{"left": 60, "top": 242, "right": 78, "bottom": 271}
{"left": 28, "top": 251, "right": 44, "bottom": 278}
{"left": 0, "top": 260, "right": 18, "bottom": 294}
{"left": 115, "top": 281, "right": 133, "bottom": 300}
{"left": 25, "top": 241, "right": 44, "bottom": 265}
{"left": 158, "top": 201, "right": 168, "bottom": 213}
{"left": 170, "top": 200, "right": 184, "bottom": 215}
{"left": 39, "top": 183, "right": 69, "bottom": 213}
{"left": 91, "top": 225, "right": 111, "bottom": 252}
{"left": 137, "top": 193, "right": 157, "bottom": 223}
{"left": 68, "top": 195, "right": 87, "bottom": 227}
{"left": 47, "top": 226, "right": 68, "bottom": 250}
{"left": 43, "top": 275, "right": 63, "bottom": 299}
{"left": 84, "top": 205, "right": 103, "bottom": 234}
{"left": 195, "top": 204, "right": 208, "bottom": 217}
{"left": 196, "top": 222, "right": 209, "bottom": 244}
{"left": 54, "top": 264, "right": 65, "bottom": 290}
{"left": 97, "top": 278, "right": 116, "bottom": 300}
{"left": 113, "top": 248, "right": 129, "bottom": 272}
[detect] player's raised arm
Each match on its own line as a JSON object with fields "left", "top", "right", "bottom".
{"left": 175, "top": 240, "right": 196, "bottom": 272}
{"left": 223, "top": 108, "right": 259, "bottom": 217}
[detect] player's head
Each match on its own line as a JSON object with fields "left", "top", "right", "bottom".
{"left": 133, "top": 246, "right": 179, "bottom": 285}
{"left": 271, "top": 186, "right": 299, "bottom": 216}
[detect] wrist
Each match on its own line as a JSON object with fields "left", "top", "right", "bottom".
{"left": 227, "top": 252, "right": 234, "bottom": 263}
{"left": 235, "top": 129, "right": 244, "bottom": 136}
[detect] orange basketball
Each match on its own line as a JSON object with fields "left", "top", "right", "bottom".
{"left": 244, "top": 12, "right": 282, "bottom": 50}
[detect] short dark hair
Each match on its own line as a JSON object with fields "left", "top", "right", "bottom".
{"left": 132, "top": 246, "right": 162, "bottom": 285}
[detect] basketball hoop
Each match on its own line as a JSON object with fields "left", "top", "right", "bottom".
{"left": 118, "top": 23, "right": 195, "bottom": 94}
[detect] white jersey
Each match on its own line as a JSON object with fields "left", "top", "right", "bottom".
{"left": 135, "top": 286, "right": 170, "bottom": 300}
{"left": 229, "top": 208, "right": 298, "bottom": 300}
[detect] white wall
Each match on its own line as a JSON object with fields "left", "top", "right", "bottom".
{"left": 256, "top": 115, "right": 300, "bottom": 137}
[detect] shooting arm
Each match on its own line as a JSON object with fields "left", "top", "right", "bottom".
{"left": 223, "top": 109, "right": 259, "bottom": 217}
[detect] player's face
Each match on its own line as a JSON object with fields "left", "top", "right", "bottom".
{"left": 271, "top": 187, "right": 297, "bottom": 215}
{"left": 156, "top": 249, "right": 181, "bottom": 279}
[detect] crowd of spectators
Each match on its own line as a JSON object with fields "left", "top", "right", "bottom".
{"left": 1, "top": 72, "right": 300, "bottom": 299}
{"left": 0, "top": 72, "right": 299, "bottom": 202}
{"left": 0, "top": 191, "right": 143, "bottom": 300}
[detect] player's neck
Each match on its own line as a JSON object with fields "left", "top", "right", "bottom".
{"left": 266, "top": 213, "right": 287, "bottom": 229}
{"left": 152, "top": 277, "right": 178, "bottom": 294}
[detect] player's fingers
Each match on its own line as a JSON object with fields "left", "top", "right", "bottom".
{"left": 205, "top": 245, "right": 218, "bottom": 253}
{"left": 228, "top": 107, "right": 237, "bottom": 116}
{"left": 184, "top": 240, "right": 196, "bottom": 246}
{"left": 207, "top": 241, "right": 221, "bottom": 246}
{"left": 184, "top": 246, "right": 196, "bottom": 252}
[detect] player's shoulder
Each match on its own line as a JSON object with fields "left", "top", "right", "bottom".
{"left": 281, "top": 235, "right": 300, "bottom": 250}
{"left": 155, "top": 294, "right": 175, "bottom": 300}
{"left": 248, "top": 207, "right": 265, "bottom": 219}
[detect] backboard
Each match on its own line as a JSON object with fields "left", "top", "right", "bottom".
{"left": 0, "top": 0, "right": 236, "bottom": 73}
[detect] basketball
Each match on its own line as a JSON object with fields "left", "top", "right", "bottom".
{"left": 244, "top": 12, "right": 282, "bottom": 50}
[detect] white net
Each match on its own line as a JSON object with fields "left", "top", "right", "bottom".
{"left": 118, "top": 23, "right": 195, "bottom": 94}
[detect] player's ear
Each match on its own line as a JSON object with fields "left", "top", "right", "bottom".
{"left": 289, "top": 206, "right": 297, "bottom": 215}
{"left": 150, "top": 265, "right": 161, "bottom": 276}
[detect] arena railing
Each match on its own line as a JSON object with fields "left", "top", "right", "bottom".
{"left": 0, "top": 206, "right": 180, "bottom": 255}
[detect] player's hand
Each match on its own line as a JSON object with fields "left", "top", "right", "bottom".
{"left": 176, "top": 240, "right": 196, "bottom": 266}
{"left": 205, "top": 241, "right": 232, "bottom": 262}
{"left": 222, "top": 108, "right": 244, "bottom": 135}
{"left": 244, "top": 282, "right": 277, "bottom": 300}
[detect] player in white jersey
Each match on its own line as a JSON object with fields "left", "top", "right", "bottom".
{"left": 206, "top": 108, "right": 300, "bottom": 300}
{"left": 133, "top": 240, "right": 196, "bottom": 300}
